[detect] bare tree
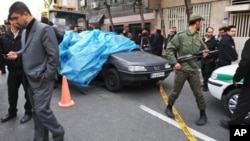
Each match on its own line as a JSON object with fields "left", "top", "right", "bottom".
{"left": 133, "top": 0, "right": 145, "bottom": 29}
{"left": 104, "top": 0, "right": 115, "bottom": 32}
{"left": 157, "top": 0, "right": 166, "bottom": 37}
{"left": 184, "top": 0, "right": 193, "bottom": 24}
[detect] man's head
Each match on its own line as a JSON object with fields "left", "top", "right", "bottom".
{"left": 124, "top": 26, "right": 131, "bottom": 33}
{"left": 4, "top": 19, "right": 10, "bottom": 25}
{"left": 205, "top": 27, "right": 214, "bottom": 38}
{"left": 189, "top": 13, "right": 204, "bottom": 31}
{"left": 171, "top": 27, "right": 177, "bottom": 34}
{"left": 156, "top": 29, "right": 161, "bottom": 35}
{"left": 41, "top": 16, "right": 49, "bottom": 24}
{"left": 169, "top": 27, "right": 177, "bottom": 35}
{"left": 226, "top": 25, "right": 236, "bottom": 37}
{"left": 218, "top": 26, "right": 227, "bottom": 36}
{"left": 4, "top": 18, "right": 11, "bottom": 30}
{"left": 141, "top": 28, "right": 148, "bottom": 35}
{"left": 9, "top": 1, "right": 32, "bottom": 28}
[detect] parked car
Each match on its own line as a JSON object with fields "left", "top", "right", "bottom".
{"left": 208, "top": 64, "right": 244, "bottom": 117}
{"left": 100, "top": 50, "right": 173, "bottom": 92}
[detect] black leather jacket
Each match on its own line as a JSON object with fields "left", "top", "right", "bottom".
{"left": 0, "top": 29, "right": 23, "bottom": 69}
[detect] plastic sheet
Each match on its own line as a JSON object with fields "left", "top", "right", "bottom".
{"left": 59, "top": 29, "right": 139, "bottom": 88}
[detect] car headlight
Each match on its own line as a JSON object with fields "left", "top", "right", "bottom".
{"left": 165, "top": 63, "right": 171, "bottom": 69}
{"left": 128, "top": 66, "right": 146, "bottom": 72}
{"left": 210, "top": 72, "right": 218, "bottom": 80}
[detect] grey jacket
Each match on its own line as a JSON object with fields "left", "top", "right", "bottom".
{"left": 19, "top": 20, "right": 59, "bottom": 89}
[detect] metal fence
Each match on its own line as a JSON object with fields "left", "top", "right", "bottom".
{"left": 230, "top": 13, "right": 250, "bottom": 59}
{"left": 166, "top": 3, "right": 211, "bottom": 37}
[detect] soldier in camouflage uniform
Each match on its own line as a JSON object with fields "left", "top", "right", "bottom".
{"left": 165, "top": 13, "right": 208, "bottom": 126}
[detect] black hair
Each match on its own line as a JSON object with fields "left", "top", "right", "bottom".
{"left": 156, "top": 29, "right": 161, "bottom": 34}
{"left": 219, "top": 26, "right": 227, "bottom": 32}
{"left": 9, "top": 1, "right": 31, "bottom": 16}
{"left": 41, "top": 16, "right": 49, "bottom": 24}
{"left": 49, "top": 21, "right": 54, "bottom": 26}
{"left": 4, "top": 19, "right": 10, "bottom": 25}
{"left": 227, "top": 25, "right": 236, "bottom": 31}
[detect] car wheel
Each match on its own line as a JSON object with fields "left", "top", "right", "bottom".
{"left": 222, "top": 88, "right": 241, "bottom": 117}
{"left": 104, "top": 68, "right": 123, "bottom": 92}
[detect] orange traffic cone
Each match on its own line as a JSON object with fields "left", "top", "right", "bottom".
{"left": 58, "top": 76, "right": 75, "bottom": 107}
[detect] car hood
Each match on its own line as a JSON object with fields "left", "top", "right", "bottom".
{"left": 110, "top": 50, "right": 168, "bottom": 66}
{"left": 214, "top": 64, "right": 238, "bottom": 75}
{"left": 211, "top": 64, "right": 239, "bottom": 83}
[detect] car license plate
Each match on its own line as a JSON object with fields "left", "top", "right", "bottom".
{"left": 150, "top": 72, "right": 165, "bottom": 78}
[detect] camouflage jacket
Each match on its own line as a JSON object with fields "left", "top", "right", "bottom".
{"left": 166, "top": 29, "right": 202, "bottom": 71}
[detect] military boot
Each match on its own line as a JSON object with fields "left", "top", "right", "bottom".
{"left": 196, "top": 110, "right": 207, "bottom": 126}
{"left": 165, "top": 105, "right": 175, "bottom": 118}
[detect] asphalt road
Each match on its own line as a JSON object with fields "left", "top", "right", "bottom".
{"left": 0, "top": 71, "right": 230, "bottom": 141}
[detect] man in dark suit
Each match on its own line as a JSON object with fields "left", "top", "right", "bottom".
{"left": 150, "top": 29, "right": 164, "bottom": 56}
{"left": 200, "top": 27, "right": 218, "bottom": 92}
{"left": 7, "top": 2, "right": 64, "bottom": 141}
{"left": 217, "top": 25, "right": 238, "bottom": 67}
{"left": 220, "top": 38, "right": 250, "bottom": 129}
{"left": 0, "top": 16, "right": 32, "bottom": 124}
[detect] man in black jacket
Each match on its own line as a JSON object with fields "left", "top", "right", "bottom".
{"left": 201, "top": 27, "right": 218, "bottom": 91}
{"left": 150, "top": 29, "right": 164, "bottom": 56}
{"left": 0, "top": 17, "right": 32, "bottom": 123}
{"left": 41, "top": 16, "right": 64, "bottom": 44}
{"left": 164, "top": 27, "right": 177, "bottom": 50}
{"left": 220, "top": 38, "right": 250, "bottom": 129}
{"left": 217, "top": 25, "right": 238, "bottom": 67}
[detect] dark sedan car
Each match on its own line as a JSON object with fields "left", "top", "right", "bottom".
{"left": 100, "top": 49, "right": 173, "bottom": 92}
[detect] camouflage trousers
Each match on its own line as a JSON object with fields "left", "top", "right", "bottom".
{"left": 168, "top": 70, "right": 206, "bottom": 110}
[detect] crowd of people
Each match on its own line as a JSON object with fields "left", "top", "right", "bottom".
{"left": 121, "top": 17, "right": 239, "bottom": 94}
{"left": 120, "top": 13, "right": 248, "bottom": 128}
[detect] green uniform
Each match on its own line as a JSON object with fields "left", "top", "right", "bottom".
{"left": 166, "top": 29, "right": 206, "bottom": 110}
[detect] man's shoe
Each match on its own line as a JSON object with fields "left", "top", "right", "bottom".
{"left": 202, "top": 87, "right": 208, "bottom": 92}
{"left": 1, "top": 113, "right": 17, "bottom": 122}
{"left": 165, "top": 106, "right": 175, "bottom": 118}
{"left": 196, "top": 115, "right": 207, "bottom": 125}
{"left": 196, "top": 110, "right": 207, "bottom": 126}
{"left": 220, "top": 119, "right": 230, "bottom": 129}
{"left": 20, "top": 114, "right": 32, "bottom": 124}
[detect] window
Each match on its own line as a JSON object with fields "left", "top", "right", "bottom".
{"left": 167, "top": 3, "right": 211, "bottom": 36}
{"left": 232, "top": 0, "right": 250, "bottom": 5}
{"left": 230, "top": 13, "right": 250, "bottom": 37}
{"left": 109, "top": 0, "right": 123, "bottom": 4}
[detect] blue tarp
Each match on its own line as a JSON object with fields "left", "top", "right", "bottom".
{"left": 59, "top": 29, "right": 139, "bottom": 88}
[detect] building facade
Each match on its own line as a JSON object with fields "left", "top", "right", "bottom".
{"left": 79, "top": 0, "right": 156, "bottom": 39}
{"left": 57, "top": 0, "right": 249, "bottom": 56}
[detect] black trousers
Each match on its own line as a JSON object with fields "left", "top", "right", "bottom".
{"left": 25, "top": 77, "right": 64, "bottom": 141}
{"left": 152, "top": 47, "right": 162, "bottom": 56}
{"left": 7, "top": 67, "right": 32, "bottom": 115}
{"left": 230, "top": 86, "right": 250, "bottom": 125}
{"left": 201, "top": 59, "right": 215, "bottom": 88}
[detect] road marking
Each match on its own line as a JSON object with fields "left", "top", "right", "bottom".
{"left": 159, "top": 84, "right": 197, "bottom": 141}
{"left": 140, "top": 105, "right": 217, "bottom": 141}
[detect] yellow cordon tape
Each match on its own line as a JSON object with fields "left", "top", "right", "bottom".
{"left": 159, "top": 84, "right": 197, "bottom": 141}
